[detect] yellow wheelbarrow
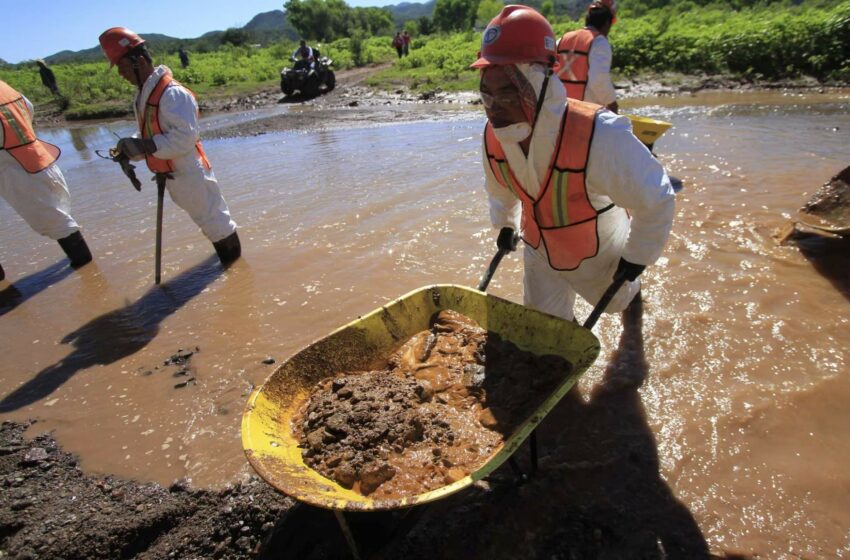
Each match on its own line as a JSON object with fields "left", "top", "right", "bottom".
{"left": 625, "top": 113, "right": 683, "bottom": 193}
{"left": 242, "top": 247, "right": 629, "bottom": 557}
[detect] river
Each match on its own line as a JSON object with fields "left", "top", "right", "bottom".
{"left": 1, "top": 88, "right": 849, "bottom": 558}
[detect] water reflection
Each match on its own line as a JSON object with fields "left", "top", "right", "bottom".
{"left": 0, "top": 260, "right": 74, "bottom": 317}
{"left": 0, "top": 256, "right": 223, "bottom": 412}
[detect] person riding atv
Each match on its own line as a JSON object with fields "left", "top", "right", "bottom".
{"left": 281, "top": 40, "right": 336, "bottom": 98}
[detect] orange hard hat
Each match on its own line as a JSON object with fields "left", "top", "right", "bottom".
{"left": 589, "top": 0, "right": 617, "bottom": 22}
{"left": 470, "top": 5, "right": 557, "bottom": 69}
{"left": 99, "top": 27, "right": 145, "bottom": 67}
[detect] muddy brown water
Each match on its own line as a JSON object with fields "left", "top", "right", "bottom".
{"left": 1, "top": 89, "right": 849, "bottom": 557}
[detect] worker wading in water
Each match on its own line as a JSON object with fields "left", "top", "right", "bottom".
{"left": 98, "top": 27, "right": 241, "bottom": 265}
{"left": 556, "top": 0, "right": 619, "bottom": 113}
{"left": 474, "top": 5, "right": 674, "bottom": 321}
{"left": 0, "top": 79, "right": 93, "bottom": 278}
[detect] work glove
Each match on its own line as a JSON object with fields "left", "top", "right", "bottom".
{"left": 497, "top": 227, "right": 519, "bottom": 252}
{"left": 614, "top": 257, "right": 645, "bottom": 282}
{"left": 117, "top": 138, "right": 157, "bottom": 159}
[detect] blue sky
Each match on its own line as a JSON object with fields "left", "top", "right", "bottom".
{"left": 0, "top": 0, "right": 405, "bottom": 64}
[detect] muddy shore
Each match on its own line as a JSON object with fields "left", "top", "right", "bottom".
{"left": 1, "top": 300, "right": 744, "bottom": 559}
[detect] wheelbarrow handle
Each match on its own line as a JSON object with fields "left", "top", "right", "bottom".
{"left": 477, "top": 247, "right": 510, "bottom": 292}
{"left": 582, "top": 273, "right": 628, "bottom": 330}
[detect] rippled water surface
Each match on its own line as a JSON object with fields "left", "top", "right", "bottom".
{"left": 1, "top": 90, "right": 849, "bottom": 557}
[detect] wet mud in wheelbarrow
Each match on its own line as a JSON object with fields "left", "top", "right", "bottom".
{"left": 245, "top": 287, "right": 711, "bottom": 559}
{"left": 257, "top": 296, "right": 711, "bottom": 559}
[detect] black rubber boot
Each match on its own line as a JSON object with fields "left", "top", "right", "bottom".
{"left": 212, "top": 231, "right": 241, "bottom": 265}
{"left": 57, "top": 231, "right": 93, "bottom": 268}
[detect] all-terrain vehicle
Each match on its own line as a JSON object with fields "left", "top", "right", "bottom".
{"left": 280, "top": 51, "right": 336, "bottom": 98}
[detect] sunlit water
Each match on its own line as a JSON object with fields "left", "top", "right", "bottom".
{"left": 1, "top": 90, "right": 849, "bottom": 557}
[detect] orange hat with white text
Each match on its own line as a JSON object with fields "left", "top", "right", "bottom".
{"left": 98, "top": 27, "right": 145, "bottom": 67}
{"left": 470, "top": 5, "right": 557, "bottom": 69}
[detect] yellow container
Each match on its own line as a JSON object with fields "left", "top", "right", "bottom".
{"left": 626, "top": 114, "right": 673, "bottom": 147}
{"left": 241, "top": 284, "right": 600, "bottom": 511}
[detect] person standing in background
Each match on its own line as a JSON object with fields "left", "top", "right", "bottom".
{"left": 402, "top": 30, "right": 412, "bottom": 56}
{"left": 178, "top": 46, "right": 190, "bottom": 69}
{"left": 556, "top": 0, "right": 619, "bottom": 113}
{"left": 36, "top": 60, "right": 61, "bottom": 97}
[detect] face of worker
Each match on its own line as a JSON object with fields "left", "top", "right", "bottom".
{"left": 479, "top": 66, "right": 528, "bottom": 129}
{"left": 116, "top": 56, "right": 141, "bottom": 86}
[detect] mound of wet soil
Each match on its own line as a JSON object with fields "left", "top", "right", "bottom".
{"left": 0, "top": 421, "right": 291, "bottom": 559}
{"left": 296, "top": 310, "right": 572, "bottom": 498}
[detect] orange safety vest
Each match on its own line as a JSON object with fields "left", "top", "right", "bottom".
{"left": 555, "top": 28, "right": 599, "bottom": 101}
{"left": 0, "top": 81, "right": 60, "bottom": 174}
{"left": 484, "top": 100, "right": 614, "bottom": 271}
{"left": 139, "top": 73, "right": 211, "bottom": 174}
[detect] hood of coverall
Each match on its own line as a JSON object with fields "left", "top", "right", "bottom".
{"left": 490, "top": 62, "right": 567, "bottom": 147}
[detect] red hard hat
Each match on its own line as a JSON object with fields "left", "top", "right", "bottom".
{"left": 470, "top": 5, "right": 557, "bottom": 69}
{"left": 99, "top": 27, "right": 145, "bottom": 67}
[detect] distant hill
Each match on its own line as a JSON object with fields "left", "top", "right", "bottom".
{"left": 31, "top": 3, "right": 432, "bottom": 65}
{"left": 385, "top": 0, "right": 436, "bottom": 26}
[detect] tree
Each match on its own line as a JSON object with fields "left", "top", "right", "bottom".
{"left": 284, "top": 0, "right": 350, "bottom": 41}
{"left": 433, "top": 0, "right": 479, "bottom": 32}
{"left": 417, "top": 16, "right": 435, "bottom": 35}
{"left": 221, "top": 28, "right": 249, "bottom": 46}
{"left": 348, "top": 6, "right": 395, "bottom": 35}
{"left": 541, "top": 0, "right": 554, "bottom": 18}
{"left": 476, "top": 0, "right": 504, "bottom": 27}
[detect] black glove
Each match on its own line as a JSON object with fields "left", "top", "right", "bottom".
{"left": 615, "top": 257, "right": 645, "bottom": 282}
{"left": 117, "top": 137, "right": 156, "bottom": 158}
{"left": 497, "top": 227, "right": 519, "bottom": 252}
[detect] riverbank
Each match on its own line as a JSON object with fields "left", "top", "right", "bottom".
{"left": 32, "top": 65, "right": 846, "bottom": 137}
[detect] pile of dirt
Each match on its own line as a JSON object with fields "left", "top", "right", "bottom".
{"left": 296, "top": 310, "right": 572, "bottom": 498}
{"left": 0, "top": 421, "right": 292, "bottom": 559}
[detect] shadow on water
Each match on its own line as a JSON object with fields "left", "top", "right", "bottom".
{"left": 260, "top": 297, "right": 712, "bottom": 560}
{"left": 0, "top": 261, "right": 74, "bottom": 317}
{"left": 0, "top": 256, "right": 223, "bottom": 413}
{"left": 793, "top": 231, "right": 850, "bottom": 301}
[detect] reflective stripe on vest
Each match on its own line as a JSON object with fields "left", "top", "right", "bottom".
{"left": 139, "top": 74, "right": 211, "bottom": 174}
{"left": 0, "top": 81, "right": 60, "bottom": 174}
{"left": 484, "top": 100, "right": 608, "bottom": 271}
{"left": 556, "top": 28, "right": 599, "bottom": 101}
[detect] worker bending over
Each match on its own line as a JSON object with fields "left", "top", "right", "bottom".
{"left": 474, "top": 5, "right": 674, "bottom": 321}
{"left": 98, "top": 27, "right": 241, "bottom": 264}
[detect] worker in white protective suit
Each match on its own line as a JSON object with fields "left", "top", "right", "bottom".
{"left": 474, "top": 5, "right": 674, "bottom": 321}
{"left": 555, "top": 0, "right": 619, "bottom": 112}
{"left": 1, "top": 80, "right": 93, "bottom": 278}
{"left": 98, "top": 27, "right": 241, "bottom": 265}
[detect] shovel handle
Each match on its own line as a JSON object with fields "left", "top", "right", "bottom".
{"left": 154, "top": 175, "right": 166, "bottom": 285}
{"left": 582, "top": 274, "right": 628, "bottom": 330}
{"left": 477, "top": 247, "right": 510, "bottom": 292}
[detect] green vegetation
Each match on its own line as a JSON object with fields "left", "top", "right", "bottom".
{"left": 1, "top": 38, "right": 393, "bottom": 119}
{"left": 1, "top": 0, "right": 847, "bottom": 121}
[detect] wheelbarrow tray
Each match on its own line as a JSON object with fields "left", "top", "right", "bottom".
{"left": 242, "top": 284, "right": 600, "bottom": 512}
{"left": 626, "top": 114, "right": 673, "bottom": 146}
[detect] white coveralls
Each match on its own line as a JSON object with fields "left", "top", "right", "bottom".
{"left": 133, "top": 66, "right": 237, "bottom": 243}
{"left": 483, "top": 64, "right": 675, "bottom": 321}
{"left": 0, "top": 95, "right": 80, "bottom": 240}
{"left": 585, "top": 33, "right": 617, "bottom": 107}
